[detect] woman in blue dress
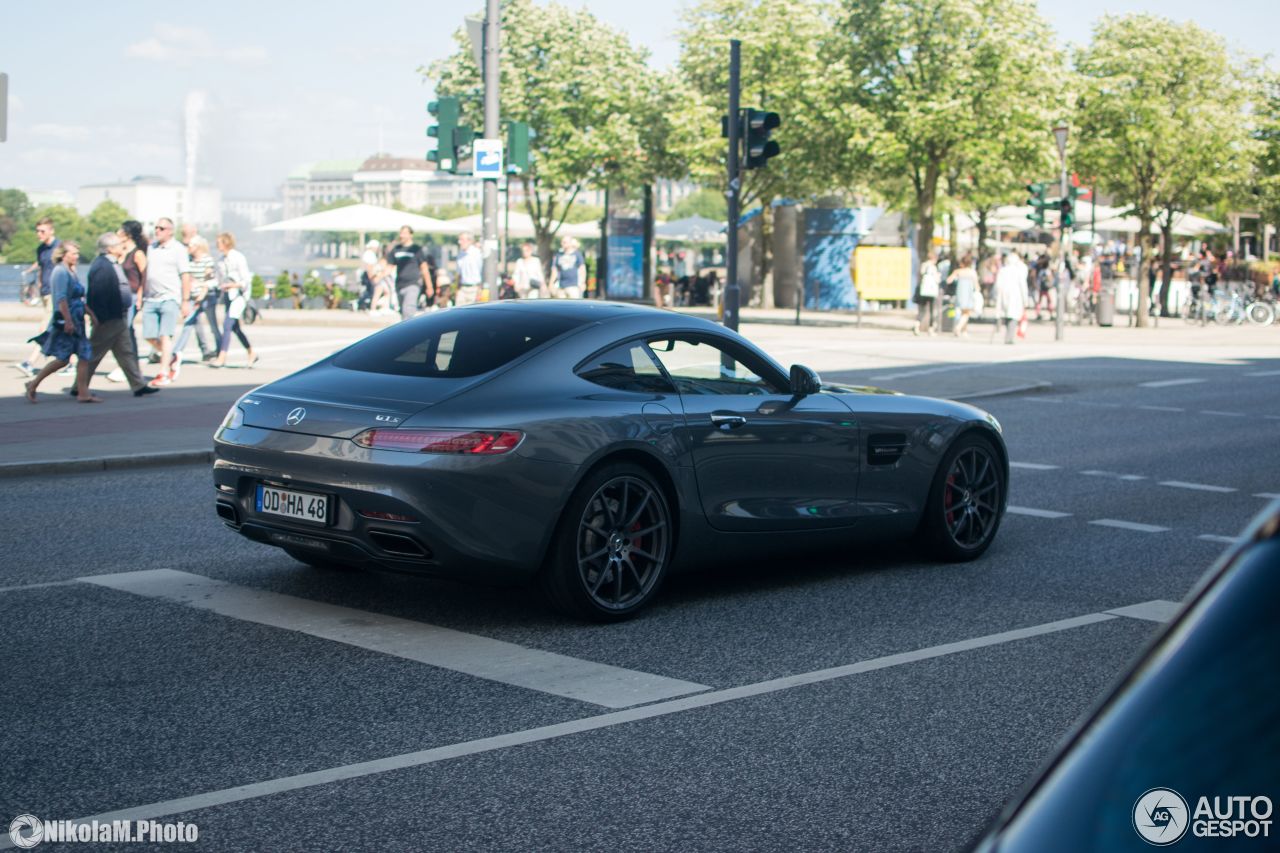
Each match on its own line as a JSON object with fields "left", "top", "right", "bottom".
{"left": 25, "top": 241, "right": 99, "bottom": 403}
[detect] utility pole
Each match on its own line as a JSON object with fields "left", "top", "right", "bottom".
{"left": 481, "top": 0, "right": 500, "bottom": 299}
{"left": 1053, "top": 123, "right": 1069, "bottom": 342}
{"left": 724, "top": 40, "right": 741, "bottom": 332}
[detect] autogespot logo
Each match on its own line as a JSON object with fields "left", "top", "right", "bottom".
{"left": 1134, "top": 788, "right": 1190, "bottom": 846}
{"left": 8, "top": 814, "right": 44, "bottom": 849}
{"left": 285, "top": 407, "right": 307, "bottom": 426}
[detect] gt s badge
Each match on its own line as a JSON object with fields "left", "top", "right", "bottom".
{"left": 375, "top": 415, "right": 402, "bottom": 424}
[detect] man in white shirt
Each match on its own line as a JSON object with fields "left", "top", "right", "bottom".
{"left": 455, "top": 232, "right": 483, "bottom": 305}
{"left": 145, "top": 218, "right": 191, "bottom": 387}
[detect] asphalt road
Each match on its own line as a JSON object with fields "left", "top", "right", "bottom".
{"left": 2, "top": 348, "right": 1277, "bottom": 851}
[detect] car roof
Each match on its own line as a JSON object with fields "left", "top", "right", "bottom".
{"left": 477, "top": 299, "right": 719, "bottom": 330}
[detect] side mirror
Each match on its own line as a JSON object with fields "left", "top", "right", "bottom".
{"left": 789, "top": 364, "right": 822, "bottom": 396}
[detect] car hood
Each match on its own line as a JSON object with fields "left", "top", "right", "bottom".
{"left": 240, "top": 363, "right": 489, "bottom": 439}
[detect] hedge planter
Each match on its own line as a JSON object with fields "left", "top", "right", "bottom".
{"left": 301, "top": 297, "right": 328, "bottom": 310}
{"left": 269, "top": 298, "right": 296, "bottom": 310}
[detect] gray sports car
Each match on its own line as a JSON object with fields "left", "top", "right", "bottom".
{"left": 214, "top": 300, "right": 1007, "bottom": 620}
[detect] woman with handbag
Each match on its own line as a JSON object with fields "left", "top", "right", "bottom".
{"left": 25, "top": 242, "right": 98, "bottom": 402}
{"left": 210, "top": 232, "right": 257, "bottom": 369}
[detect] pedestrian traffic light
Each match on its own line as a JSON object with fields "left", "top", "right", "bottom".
{"left": 453, "top": 124, "right": 476, "bottom": 175}
{"left": 1059, "top": 197, "right": 1075, "bottom": 228}
{"left": 743, "top": 109, "right": 781, "bottom": 169}
{"left": 506, "top": 120, "right": 531, "bottom": 175}
{"left": 428, "top": 97, "right": 460, "bottom": 173}
{"left": 1026, "top": 182, "right": 1049, "bottom": 227}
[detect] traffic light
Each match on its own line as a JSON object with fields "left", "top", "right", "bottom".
{"left": 1026, "top": 182, "right": 1049, "bottom": 227}
{"left": 1061, "top": 179, "right": 1089, "bottom": 229}
{"left": 428, "top": 97, "right": 459, "bottom": 172}
{"left": 743, "top": 109, "right": 781, "bottom": 169}
{"left": 453, "top": 124, "right": 476, "bottom": 175}
{"left": 506, "top": 120, "right": 531, "bottom": 175}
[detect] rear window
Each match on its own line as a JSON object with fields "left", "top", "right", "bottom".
{"left": 332, "top": 309, "right": 587, "bottom": 377}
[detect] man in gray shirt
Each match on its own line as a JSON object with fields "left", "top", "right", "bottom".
{"left": 143, "top": 217, "right": 191, "bottom": 387}
{"left": 455, "top": 232, "right": 483, "bottom": 305}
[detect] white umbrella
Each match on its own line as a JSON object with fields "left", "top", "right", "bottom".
{"left": 655, "top": 216, "right": 726, "bottom": 243}
{"left": 255, "top": 204, "right": 450, "bottom": 235}
{"left": 434, "top": 212, "right": 600, "bottom": 240}
{"left": 1092, "top": 211, "right": 1228, "bottom": 237}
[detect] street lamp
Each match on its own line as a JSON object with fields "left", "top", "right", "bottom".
{"left": 1053, "top": 123, "right": 1069, "bottom": 342}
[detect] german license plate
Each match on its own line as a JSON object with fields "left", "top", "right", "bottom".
{"left": 256, "top": 484, "right": 330, "bottom": 524}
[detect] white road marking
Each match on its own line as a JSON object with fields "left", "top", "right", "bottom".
{"left": 1089, "top": 519, "right": 1170, "bottom": 533}
{"left": 1007, "top": 506, "right": 1072, "bottom": 518}
{"left": 1080, "top": 470, "right": 1147, "bottom": 481}
{"left": 1197, "top": 534, "right": 1241, "bottom": 545}
{"left": 1200, "top": 410, "right": 1246, "bottom": 418}
{"left": 0, "top": 579, "right": 81, "bottom": 595}
{"left": 870, "top": 364, "right": 973, "bottom": 381}
{"left": 1254, "top": 493, "right": 1280, "bottom": 499}
{"left": 79, "top": 570, "right": 709, "bottom": 709}
{"left": 1138, "top": 378, "right": 1205, "bottom": 388}
{"left": 1158, "top": 481, "right": 1237, "bottom": 494}
{"left": 1009, "top": 462, "right": 1060, "bottom": 471}
{"left": 29, "top": 609, "right": 1125, "bottom": 837}
{"left": 1105, "top": 600, "right": 1180, "bottom": 623}
{"left": 1245, "top": 370, "right": 1280, "bottom": 377}
{"left": 1136, "top": 405, "right": 1185, "bottom": 412}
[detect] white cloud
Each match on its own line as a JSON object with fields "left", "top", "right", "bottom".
{"left": 125, "top": 25, "right": 266, "bottom": 66}
{"left": 29, "top": 123, "right": 93, "bottom": 142}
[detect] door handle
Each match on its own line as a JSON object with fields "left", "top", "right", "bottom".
{"left": 710, "top": 413, "right": 747, "bottom": 429}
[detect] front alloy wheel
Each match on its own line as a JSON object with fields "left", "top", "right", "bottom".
{"left": 924, "top": 435, "right": 1004, "bottom": 560}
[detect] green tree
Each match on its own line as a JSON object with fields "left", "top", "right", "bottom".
{"left": 839, "top": 0, "right": 1063, "bottom": 269}
{"left": 1075, "top": 15, "right": 1257, "bottom": 324}
{"left": 1251, "top": 72, "right": 1280, "bottom": 253}
{"left": 427, "top": 0, "right": 680, "bottom": 269}
{"left": 0, "top": 188, "right": 33, "bottom": 251}
{"left": 668, "top": 188, "right": 728, "bottom": 222}
{"left": 85, "top": 200, "right": 132, "bottom": 242}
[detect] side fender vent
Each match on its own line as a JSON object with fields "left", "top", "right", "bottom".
{"left": 867, "top": 433, "right": 908, "bottom": 466}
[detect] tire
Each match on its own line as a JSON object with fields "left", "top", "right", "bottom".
{"left": 540, "top": 463, "right": 674, "bottom": 622}
{"left": 921, "top": 433, "right": 1005, "bottom": 561}
{"left": 1246, "top": 301, "right": 1275, "bottom": 327}
{"left": 284, "top": 547, "right": 356, "bottom": 571}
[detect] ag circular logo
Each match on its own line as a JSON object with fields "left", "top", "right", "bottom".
{"left": 9, "top": 814, "right": 44, "bottom": 849}
{"left": 285, "top": 407, "right": 307, "bottom": 426}
{"left": 1134, "top": 788, "right": 1190, "bottom": 845}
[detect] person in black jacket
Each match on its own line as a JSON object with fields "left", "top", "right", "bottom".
{"left": 79, "top": 232, "right": 156, "bottom": 398}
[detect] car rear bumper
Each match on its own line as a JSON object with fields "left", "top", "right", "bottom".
{"left": 214, "top": 425, "right": 579, "bottom": 579}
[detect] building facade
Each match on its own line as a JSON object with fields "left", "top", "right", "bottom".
{"left": 76, "top": 176, "right": 221, "bottom": 231}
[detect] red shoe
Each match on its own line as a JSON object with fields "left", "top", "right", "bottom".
{"left": 149, "top": 374, "right": 172, "bottom": 388}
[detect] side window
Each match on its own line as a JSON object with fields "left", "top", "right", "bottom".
{"left": 577, "top": 342, "right": 675, "bottom": 393}
{"left": 646, "top": 337, "right": 783, "bottom": 396}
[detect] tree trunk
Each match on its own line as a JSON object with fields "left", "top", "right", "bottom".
{"left": 915, "top": 164, "right": 939, "bottom": 268}
{"left": 976, "top": 210, "right": 990, "bottom": 265}
{"left": 1134, "top": 220, "right": 1153, "bottom": 328}
{"left": 1160, "top": 223, "right": 1175, "bottom": 317}
{"left": 948, "top": 210, "right": 959, "bottom": 266}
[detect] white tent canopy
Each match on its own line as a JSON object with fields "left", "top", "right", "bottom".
{"left": 434, "top": 212, "right": 600, "bottom": 240}
{"left": 255, "top": 204, "right": 450, "bottom": 235}
{"left": 1091, "top": 210, "right": 1228, "bottom": 236}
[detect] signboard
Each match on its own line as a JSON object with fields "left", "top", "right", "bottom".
{"left": 606, "top": 216, "right": 644, "bottom": 300}
{"left": 853, "top": 246, "right": 912, "bottom": 301}
{"left": 473, "top": 139, "right": 503, "bottom": 178}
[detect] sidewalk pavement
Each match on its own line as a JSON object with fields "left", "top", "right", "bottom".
{"left": 3, "top": 302, "right": 1273, "bottom": 477}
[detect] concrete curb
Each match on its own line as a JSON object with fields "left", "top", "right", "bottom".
{"left": 0, "top": 449, "right": 213, "bottom": 479}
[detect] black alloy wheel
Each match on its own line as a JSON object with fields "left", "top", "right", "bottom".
{"left": 543, "top": 463, "right": 673, "bottom": 621}
{"left": 923, "top": 434, "right": 1004, "bottom": 560}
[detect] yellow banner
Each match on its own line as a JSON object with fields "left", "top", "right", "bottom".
{"left": 853, "top": 246, "right": 912, "bottom": 301}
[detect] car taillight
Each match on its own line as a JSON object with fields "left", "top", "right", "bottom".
{"left": 353, "top": 428, "right": 524, "bottom": 455}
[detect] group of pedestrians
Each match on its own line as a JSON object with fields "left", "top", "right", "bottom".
{"left": 19, "top": 216, "right": 255, "bottom": 403}
{"left": 355, "top": 229, "right": 589, "bottom": 322}
{"left": 911, "top": 248, "right": 1035, "bottom": 344}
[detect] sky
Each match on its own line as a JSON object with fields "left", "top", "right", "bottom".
{"left": 0, "top": 0, "right": 1273, "bottom": 202}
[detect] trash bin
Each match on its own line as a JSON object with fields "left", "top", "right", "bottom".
{"left": 940, "top": 304, "right": 957, "bottom": 333}
{"left": 1097, "top": 289, "right": 1116, "bottom": 327}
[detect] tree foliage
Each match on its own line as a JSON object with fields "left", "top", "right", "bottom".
{"left": 1075, "top": 14, "right": 1257, "bottom": 323}
{"left": 426, "top": 0, "right": 681, "bottom": 264}
{"left": 0, "top": 197, "right": 132, "bottom": 263}
{"left": 839, "top": 0, "right": 1063, "bottom": 265}
{"left": 1253, "top": 72, "right": 1280, "bottom": 230}
{"left": 668, "top": 188, "right": 728, "bottom": 222}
